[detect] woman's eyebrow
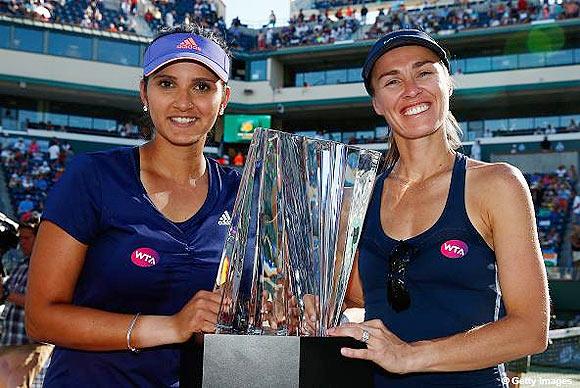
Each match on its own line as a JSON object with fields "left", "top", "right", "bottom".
{"left": 376, "top": 60, "right": 435, "bottom": 81}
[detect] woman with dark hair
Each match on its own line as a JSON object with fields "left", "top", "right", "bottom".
{"left": 25, "top": 24, "right": 239, "bottom": 386}
{"left": 329, "top": 29, "right": 549, "bottom": 387}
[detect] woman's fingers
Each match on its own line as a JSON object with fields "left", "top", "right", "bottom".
{"left": 341, "top": 347, "right": 371, "bottom": 360}
{"left": 328, "top": 323, "right": 369, "bottom": 342}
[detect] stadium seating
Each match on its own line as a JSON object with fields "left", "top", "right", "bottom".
{"left": 145, "top": 0, "right": 220, "bottom": 35}
{"left": 1, "top": 138, "right": 69, "bottom": 219}
{"left": 364, "top": 0, "right": 576, "bottom": 39}
{"left": 527, "top": 171, "right": 577, "bottom": 265}
{"left": 3, "top": 0, "right": 579, "bottom": 50}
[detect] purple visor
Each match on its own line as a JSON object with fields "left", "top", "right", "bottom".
{"left": 143, "top": 32, "right": 230, "bottom": 82}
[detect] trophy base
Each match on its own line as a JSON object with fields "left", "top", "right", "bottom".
{"left": 180, "top": 334, "right": 374, "bottom": 388}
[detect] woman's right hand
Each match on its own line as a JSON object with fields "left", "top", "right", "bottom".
{"left": 173, "top": 290, "right": 223, "bottom": 342}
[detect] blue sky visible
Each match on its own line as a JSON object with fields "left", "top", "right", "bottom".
{"left": 223, "top": 0, "right": 291, "bottom": 28}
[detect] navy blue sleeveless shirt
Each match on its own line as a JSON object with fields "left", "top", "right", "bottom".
{"left": 358, "top": 153, "right": 508, "bottom": 387}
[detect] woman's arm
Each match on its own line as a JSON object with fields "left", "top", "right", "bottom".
{"left": 26, "top": 221, "right": 221, "bottom": 351}
{"left": 344, "top": 252, "right": 364, "bottom": 309}
{"left": 330, "top": 163, "right": 549, "bottom": 374}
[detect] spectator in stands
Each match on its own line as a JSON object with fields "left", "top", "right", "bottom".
{"left": 16, "top": 195, "right": 34, "bottom": 215}
{"left": 470, "top": 139, "right": 481, "bottom": 160}
{"left": 217, "top": 153, "right": 229, "bottom": 165}
{"left": 47, "top": 139, "right": 60, "bottom": 162}
{"left": 568, "top": 164, "right": 577, "bottom": 183}
{"left": 361, "top": 4, "right": 368, "bottom": 24}
{"left": 572, "top": 225, "right": 580, "bottom": 268}
{"left": 232, "top": 151, "right": 245, "bottom": 167}
{"left": 268, "top": 10, "right": 276, "bottom": 27}
{"left": 555, "top": 164, "right": 567, "bottom": 178}
{"left": 540, "top": 136, "right": 551, "bottom": 151}
{"left": 38, "top": 161, "right": 50, "bottom": 175}
{"left": 13, "top": 138, "right": 25, "bottom": 153}
{"left": 21, "top": 175, "right": 33, "bottom": 192}
{"left": 27, "top": 139, "right": 39, "bottom": 155}
{"left": 0, "top": 215, "right": 52, "bottom": 387}
{"left": 165, "top": 9, "right": 175, "bottom": 28}
{"left": 564, "top": 0, "right": 580, "bottom": 18}
{"left": 331, "top": 29, "right": 548, "bottom": 386}
{"left": 27, "top": 24, "right": 240, "bottom": 387}
{"left": 61, "top": 140, "right": 73, "bottom": 158}
{"left": 545, "top": 124, "right": 557, "bottom": 134}
{"left": 573, "top": 193, "right": 580, "bottom": 224}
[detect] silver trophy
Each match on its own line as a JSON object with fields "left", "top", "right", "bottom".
{"left": 215, "top": 128, "right": 381, "bottom": 336}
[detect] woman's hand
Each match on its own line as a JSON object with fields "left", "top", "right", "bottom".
{"left": 173, "top": 290, "right": 222, "bottom": 342}
{"left": 327, "top": 319, "right": 415, "bottom": 374}
{"left": 301, "top": 294, "right": 319, "bottom": 335}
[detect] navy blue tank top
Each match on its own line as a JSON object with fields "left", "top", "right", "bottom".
{"left": 358, "top": 153, "right": 508, "bottom": 387}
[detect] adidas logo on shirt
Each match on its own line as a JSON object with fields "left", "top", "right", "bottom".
{"left": 176, "top": 37, "right": 201, "bottom": 51}
{"left": 218, "top": 210, "right": 232, "bottom": 226}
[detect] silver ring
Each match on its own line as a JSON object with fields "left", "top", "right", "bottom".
{"left": 361, "top": 329, "right": 370, "bottom": 343}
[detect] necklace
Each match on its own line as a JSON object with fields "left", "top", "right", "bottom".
{"left": 388, "top": 152, "right": 456, "bottom": 190}
{"left": 188, "top": 166, "right": 207, "bottom": 187}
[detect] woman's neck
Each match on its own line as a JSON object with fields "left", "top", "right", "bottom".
{"left": 392, "top": 130, "right": 456, "bottom": 184}
{"left": 141, "top": 138, "right": 207, "bottom": 185}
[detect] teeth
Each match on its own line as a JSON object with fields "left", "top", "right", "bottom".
{"left": 171, "top": 117, "right": 196, "bottom": 124}
{"left": 403, "top": 104, "right": 429, "bottom": 116}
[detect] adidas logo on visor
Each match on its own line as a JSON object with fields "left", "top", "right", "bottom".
{"left": 176, "top": 37, "right": 201, "bottom": 51}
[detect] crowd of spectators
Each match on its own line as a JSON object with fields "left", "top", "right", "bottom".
{"left": 256, "top": 8, "right": 361, "bottom": 49}
{"left": 527, "top": 166, "right": 577, "bottom": 267}
{"left": 19, "top": 118, "right": 140, "bottom": 139}
{"left": 314, "top": 0, "right": 370, "bottom": 9}
{"left": 0, "top": 0, "right": 58, "bottom": 22}
{"left": 365, "top": 0, "right": 580, "bottom": 39}
{"left": 483, "top": 118, "right": 580, "bottom": 139}
{"left": 2, "top": 0, "right": 580, "bottom": 50}
{"left": 1, "top": 138, "right": 71, "bottom": 225}
{"left": 0, "top": 0, "right": 137, "bottom": 33}
{"left": 571, "top": 184, "right": 580, "bottom": 268}
{"left": 145, "top": 0, "right": 226, "bottom": 39}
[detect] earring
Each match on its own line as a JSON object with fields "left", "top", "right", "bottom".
{"left": 219, "top": 106, "right": 225, "bottom": 115}
{"left": 143, "top": 105, "right": 148, "bottom": 112}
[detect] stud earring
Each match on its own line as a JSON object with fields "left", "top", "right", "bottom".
{"left": 143, "top": 105, "right": 148, "bottom": 112}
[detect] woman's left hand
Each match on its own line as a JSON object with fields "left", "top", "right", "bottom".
{"left": 327, "top": 319, "right": 415, "bottom": 374}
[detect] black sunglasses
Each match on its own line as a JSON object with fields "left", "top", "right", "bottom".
{"left": 387, "top": 240, "right": 417, "bottom": 312}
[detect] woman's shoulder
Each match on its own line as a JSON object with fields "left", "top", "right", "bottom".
{"left": 466, "top": 158, "right": 526, "bottom": 186}
{"left": 465, "top": 158, "right": 530, "bottom": 206}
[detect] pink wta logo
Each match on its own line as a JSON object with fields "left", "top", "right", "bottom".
{"left": 440, "top": 240, "right": 469, "bottom": 259}
{"left": 131, "top": 247, "right": 160, "bottom": 268}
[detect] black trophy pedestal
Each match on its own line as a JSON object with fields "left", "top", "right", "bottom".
{"left": 180, "top": 334, "right": 374, "bottom": 388}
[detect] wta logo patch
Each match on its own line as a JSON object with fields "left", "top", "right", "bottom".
{"left": 131, "top": 248, "right": 160, "bottom": 268}
{"left": 440, "top": 240, "right": 469, "bottom": 259}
